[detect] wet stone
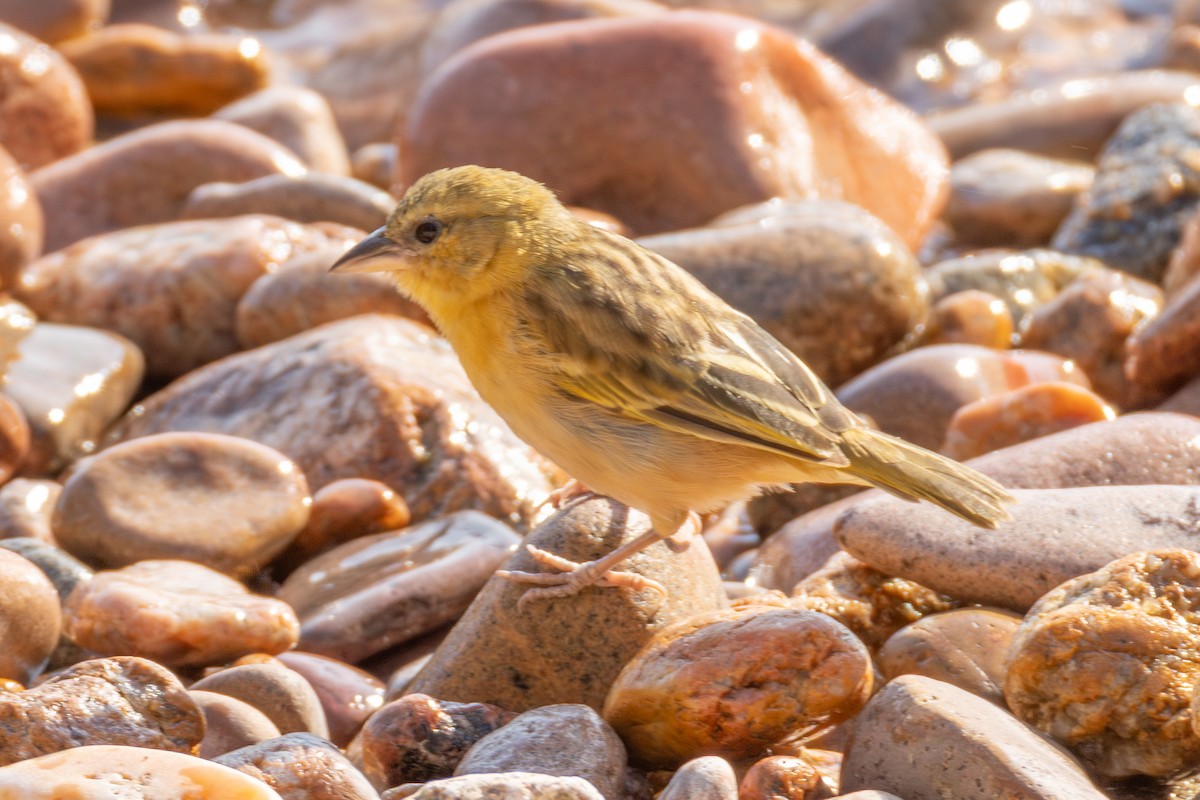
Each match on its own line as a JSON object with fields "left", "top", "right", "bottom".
{"left": 946, "top": 148, "right": 1094, "bottom": 248}
{"left": 276, "top": 650, "right": 386, "bottom": 747}
{"left": 0, "top": 21, "right": 92, "bottom": 171}
{"left": 639, "top": 200, "right": 927, "bottom": 388}
{"left": 58, "top": 23, "right": 270, "bottom": 116}
{"left": 107, "top": 315, "right": 558, "bottom": 525}
{"left": 16, "top": 216, "right": 359, "bottom": 379}
{"left": 180, "top": 174, "right": 393, "bottom": 232}
{"left": 276, "top": 478, "right": 411, "bottom": 575}
{"left": 30, "top": 119, "right": 305, "bottom": 253}
{"left": 0, "top": 656, "right": 203, "bottom": 766}
{"left": 235, "top": 248, "right": 431, "bottom": 351}
{"left": 350, "top": 693, "right": 516, "bottom": 791}
{"left": 408, "top": 497, "right": 727, "bottom": 713}
{"left": 65, "top": 559, "right": 299, "bottom": 668}
{"left": 837, "top": 484, "right": 1200, "bottom": 612}
{"left": 192, "top": 662, "right": 329, "bottom": 739}
{"left": 1053, "top": 102, "right": 1200, "bottom": 283}
{"left": 3, "top": 322, "right": 143, "bottom": 475}
{"left": 0, "top": 144, "right": 43, "bottom": 289}
{"left": 841, "top": 675, "right": 1108, "bottom": 799}
{"left": 216, "top": 732, "right": 381, "bottom": 800}
{"left": 0, "top": 394, "right": 30, "bottom": 486}
{"left": 1007, "top": 549, "right": 1200, "bottom": 780}
{"left": 876, "top": 607, "right": 1023, "bottom": 705}
{"left": 53, "top": 432, "right": 310, "bottom": 576}
{"left": 0, "top": 547, "right": 59, "bottom": 682}
{"left": 279, "top": 511, "right": 520, "bottom": 663}
{"left": 214, "top": 85, "right": 350, "bottom": 175}
{"left": 0, "top": 745, "right": 285, "bottom": 799}
{"left": 918, "top": 290, "right": 1014, "bottom": 350}
{"left": 192, "top": 689, "right": 283, "bottom": 759}
{"left": 1126, "top": 272, "right": 1200, "bottom": 402}
{"left": 738, "top": 755, "right": 830, "bottom": 800}
{"left": 602, "top": 603, "right": 872, "bottom": 770}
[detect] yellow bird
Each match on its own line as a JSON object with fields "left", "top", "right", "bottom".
{"left": 331, "top": 165, "right": 1012, "bottom": 604}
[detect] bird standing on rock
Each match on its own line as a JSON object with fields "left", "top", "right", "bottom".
{"left": 331, "top": 165, "right": 1013, "bottom": 605}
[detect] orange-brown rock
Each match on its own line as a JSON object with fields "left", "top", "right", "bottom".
{"left": 941, "top": 381, "right": 1115, "bottom": 461}
{"left": 215, "top": 732, "right": 380, "bottom": 800}
{"left": 602, "top": 603, "right": 872, "bottom": 769}
{"left": 920, "top": 290, "right": 1013, "bottom": 350}
{"left": 0, "top": 548, "right": 59, "bottom": 682}
{"left": 1006, "top": 549, "right": 1200, "bottom": 779}
{"left": 0, "top": 144, "right": 42, "bottom": 289}
{"left": 738, "top": 755, "right": 830, "bottom": 800}
{"left": 1126, "top": 272, "right": 1200, "bottom": 402}
{"left": 4, "top": 0, "right": 110, "bottom": 44}
{"left": 275, "top": 477, "right": 411, "bottom": 574}
{"left": 0, "top": 22, "right": 92, "bottom": 170}
{"left": 59, "top": 24, "right": 269, "bottom": 116}
{"left": 401, "top": 11, "right": 948, "bottom": 245}
{"left": 214, "top": 85, "right": 350, "bottom": 175}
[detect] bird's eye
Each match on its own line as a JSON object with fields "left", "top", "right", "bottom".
{"left": 414, "top": 218, "right": 443, "bottom": 245}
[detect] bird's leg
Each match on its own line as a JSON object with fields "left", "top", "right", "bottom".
{"left": 535, "top": 478, "right": 597, "bottom": 512}
{"left": 666, "top": 511, "right": 702, "bottom": 549}
{"left": 498, "top": 517, "right": 695, "bottom": 609}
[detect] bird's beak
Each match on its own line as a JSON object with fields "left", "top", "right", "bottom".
{"left": 329, "top": 228, "right": 405, "bottom": 274}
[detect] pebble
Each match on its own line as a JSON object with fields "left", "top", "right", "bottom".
{"left": 1162, "top": 207, "right": 1200, "bottom": 294}
{"left": 0, "top": 144, "right": 42, "bottom": 289}
{"left": 0, "top": 536, "right": 90, "bottom": 600}
{"left": 351, "top": 143, "right": 398, "bottom": 190}
{"left": 1126, "top": 271, "right": 1200, "bottom": 401}
{"left": 454, "top": 704, "right": 625, "bottom": 800}
{"left": 0, "top": 547, "right": 59, "bottom": 682}
{"left": 235, "top": 248, "right": 431, "bottom": 351}
{"left": 602, "top": 603, "right": 872, "bottom": 769}
{"left": 835, "top": 344, "right": 1089, "bottom": 450}
{"left": 192, "top": 689, "right": 283, "bottom": 759}
{"left": 919, "top": 290, "right": 1014, "bottom": 350}
{"left": 658, "top": 756, "right": 738, "bottom": 800}
{"left": 53, "top": 431, "right": 310, "bottom": 575}
{"left": 0, "top": 394, "right": 29, "bottom": 486}
{"left": 107, "top": 315, "right": 558, "bottom": 525}
{"left": 1019, "top": 267, "right": 1162, "bottom": 407}
{"left": 0, "top": 22, "right": 92, "bottom": 171}
{"left": 0, "top": 656, "right": 203, "bottom": 765}
{"left": 0, "top": 298, "right": 34, "bottom": 369}
{"left": 0, "top": 745, "right": 285, "bottom": 799}
{"left": 276, "top": 651, "right": 386, "bottom": 746}
{"left": 17, "top": 215, "right": 359, "bottom": 379}
{"left": 58, "top": 23, "right": 270, "bottom": 116}
{"left": 214, "top": 85, "right": 351, "bottom": 175}
{"left": 216, "top": 732, "right": 382, "bottom": 800}
{"left": 399, "top": 773, "right": 604, "bottom": 800}
{"left": 408, "top": 497, "right": 727, "bottom": 712}
{"left": 946, "top": 148, "right": 1094, "bottom": 247}
{"left": 640, "top": 200, "right": 927, "bottom": 387}
{"left": 279, "top": 511, "right": 521, "bottom": 663}
{"left": 350, "top": 693, "right": 515, "bottom": 790}
{"left": 928, "top": 71, "right": 1200, "bottom": 161}
{"left": 401, "top": 11, "right": 948, "bottom": 244}
{"left": 3, "top": 0, "right": 110, "bottom": 43}
{"left": 836, "top": 484, "right": 1200, "bottom": 611}
{"left": 738, "top": 755, "right": 829, "bottom": 800}
{"left": 30, "top": 119, "right": 305, "bottom": 252}
{"left": 941, "top": 382, "right": 1116, "bottom": 461}
{"left": 1006, "top": 549, "right": 1200, "bottom": 779}
{"left": 876, "top": 607, "right": 1022, "bottom": 705}
{"left": 192, "top": 662, "right": 330, "bottom": 739}
{"left": 790, "top": 551, "right": 960, "bottom": 650}
{"left": 1053, "top": 102, "right": 1200, "bottom": 283}
{"left": 276, "top": 478, "right": 411, "bottom": 574}
{"left": 841, "top": 675, "right": 1108, "bottom": 799}
{"left": 64, "top": 559, "right": 299, "bottom": 667}
{"left": 181, "top": 174, "right": 393, "bottom": 231}
{"left": 3, "top": 322, "right": 143, "bottom": 474}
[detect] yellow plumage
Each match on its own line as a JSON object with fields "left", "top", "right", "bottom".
{"left": 332, "top": 165, "right": 1012, "bottom": 603}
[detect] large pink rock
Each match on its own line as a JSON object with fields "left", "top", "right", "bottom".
{"left": 400, "top": 10, "right": 948, "bottom": 244}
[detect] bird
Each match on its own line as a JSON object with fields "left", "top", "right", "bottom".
{"left": 330, "top": 165, "right": 1013, "bottom": 605}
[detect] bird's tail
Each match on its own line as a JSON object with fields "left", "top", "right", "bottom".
{"left": 838, "top": 427, "right": 1013, "bottom": 529}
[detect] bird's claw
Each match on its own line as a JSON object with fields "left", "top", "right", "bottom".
{"left": 497, "top": 544, "right": 667, "bottom": 611}
{"left": 535, "top": 480, "right": 597, "bottom": 513}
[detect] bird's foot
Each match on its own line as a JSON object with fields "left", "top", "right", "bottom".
{"left": 665, "top": 511, "right": 702, "bottom": 550}
{"left": 497, "top": 544, "right": 667, "bottom": 611}
{"left": 535, "top": 479, "right": 597, "bottom": 513}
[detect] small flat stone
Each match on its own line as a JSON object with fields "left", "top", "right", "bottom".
{"left": 0, "top": 144, "right": 42, "bottom": 289}
{"left": 0, "top": 656, "right": 203, "bottom": 765}
{"left": 738, "top": 755, "right": 828, "bottom": 800}
{"left": 0, "top": 745, "right": 284, "bottom": 798}
{"left": 1126, "top": 272, "right": 1200, "bottom": 401}
{"left": 456, "top": 704, "right": 626, "bottom": 800}
{"left": 408, "top": 497, "right": 727, "bottom": 712}
{"left": 54, "top": 431, "right": 310, "bottom": 576}
{"left": 214, "top": 85, "right": 350, "bottom": 175}
{"left": 276, "top": 650, "right": 386, "bottom": 747}
{"left": 0, "top": 536, "right": 89, "bottom": 600}
{"left": 276, "top": 478, "right": 411, "bottom": 575}
{"left": 280, "top": 511, "right": 521, "bottom": 663}
{"left": 181, "top": 174, "right": 393, "bottom": 231}
{"left": 837, "top": 484, "right": 1200, "bottom": 611}
{"left": 658, "top": 757, "right": 738, "bottom": 800}
{"left": 3, "top": 322, "right": 144, "bottom": 474}
{"left": 192, "top": 689, "right": 283, "bottom": 759}
{"left": 0, "top": 547, "right": 59, "bottom": 682}
{"left": 192, "top": 662, "right": 329, "bottom": 739}
{"left": 924, "top": 249, "right": 1097, "bottom": 325}
{"left": 840, "top": 675, "right": 1108, "bottom": 799}
{"left": 65, "top": 559, "right": 299, "bottom": 667}
{"left": 919, "top": 290, "right": 1014, "bottom": 350}
{"left": 216, "top": 732, "right": 381, "bottom": 800}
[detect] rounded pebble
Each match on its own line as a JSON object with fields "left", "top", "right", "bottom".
{"left": 214, "top": 85, "right": 350, "bottom": 175}
{"left": 0, "top": 548, "right": 60, "bottom": 682}
{"left": 0, "top": 144, "right": 42, "bottom": 289}
{"left": 192, "top": 689, "right": 283, "bottom": 760}
{"left": 276, "top": 650, "right": 386, "bottom": 747}
{"left": 216, "top": 732, "right": 381, "bottom": 800}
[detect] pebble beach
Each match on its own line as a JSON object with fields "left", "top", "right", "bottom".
{"left": 2, "top": 0, "right": 1200, "bottom": 797}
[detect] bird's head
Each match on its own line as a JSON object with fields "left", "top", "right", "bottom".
{"left": 331, "top": 165, "right": 574, "bottom": 308}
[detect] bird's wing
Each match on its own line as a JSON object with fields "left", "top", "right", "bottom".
{"left": 528, "top": 238, "right": 853, "bottom": 466}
